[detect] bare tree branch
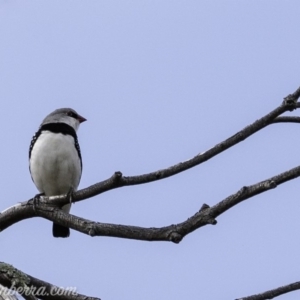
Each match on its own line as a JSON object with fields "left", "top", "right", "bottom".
{"left": 236, "top": 281, "right": 300, "bottom": 300}
{"left": 72, "top": 98, "right": 299, "bottom": 203}
{"left": 1, "top": 163, "right": 300, "bottom": 242}
{"left": 0, "top": 262, "right": 100, "bottom": 300}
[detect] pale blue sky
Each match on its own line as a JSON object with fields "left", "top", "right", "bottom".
{"left": 1, "top": 1, "right": 300, "bottom": 299}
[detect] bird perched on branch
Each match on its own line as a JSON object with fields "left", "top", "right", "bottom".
{"left": 29, "top": 108, "right": 86, "bottom": 238}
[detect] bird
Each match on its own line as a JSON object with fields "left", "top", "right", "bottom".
{"left": 29, "top": 108, "right": 86, "bottom": 238}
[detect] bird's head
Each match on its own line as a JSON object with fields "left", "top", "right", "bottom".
{"left": 42, "top": 108, "right": 87, "bottom": 131}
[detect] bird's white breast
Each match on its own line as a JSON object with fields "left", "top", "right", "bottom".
{"left": 30, "top": 131, "right": 81, "bottom": 197}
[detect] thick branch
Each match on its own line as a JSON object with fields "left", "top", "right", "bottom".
{"left": 236, "top": 281, "right": 300, "bottom": 300}
{"left": 0, "top": 262, "right": 100, "bottom": 300}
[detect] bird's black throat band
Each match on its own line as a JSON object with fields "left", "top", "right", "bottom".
{"left": 41, "top": 123, "right": 77, "bottom": 139}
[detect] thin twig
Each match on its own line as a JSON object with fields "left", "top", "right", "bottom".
{"left": 236, "top": 281, "right": 300, "bottom": 300}
{"left": 272, "top": 116, "right": 300, "bottom": 124}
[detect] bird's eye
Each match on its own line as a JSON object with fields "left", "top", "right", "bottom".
{"left": 67, "top": 111, "right": 78, "bottom": 119}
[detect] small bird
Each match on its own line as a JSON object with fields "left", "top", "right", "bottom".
{"left": 29, "top": 108, "right": 86, "bottom": 238}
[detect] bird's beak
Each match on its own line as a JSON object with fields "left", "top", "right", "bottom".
{"left": 77, "top": 114, "right": 87, "bottom": 123}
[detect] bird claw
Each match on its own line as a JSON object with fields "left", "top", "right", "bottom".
{"left": 67, "top": 188, "right": 74, "bottom": 205}
{"left": 32, "top": 193, "right": 44, "bottom": 211}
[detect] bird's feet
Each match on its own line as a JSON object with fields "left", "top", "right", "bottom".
{"left": 67, "top": 188, "right": 74, "bottom": 205}
{"left": 32, "top": 193, "right": 45, "bottom": 211}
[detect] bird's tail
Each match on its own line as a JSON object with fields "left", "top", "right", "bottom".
{"left": 52, "top": 223, "right": 70, "bottom": 238}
